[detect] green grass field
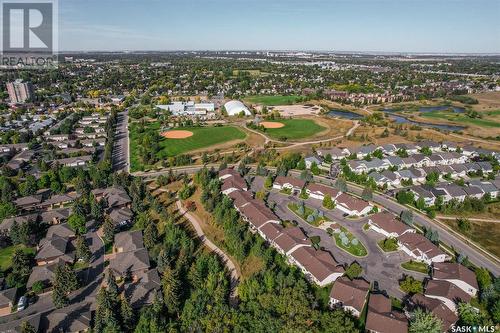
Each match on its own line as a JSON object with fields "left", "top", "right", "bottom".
{"left": 263, "top": 118, "right": 326, "bottom": 140}
{"left": 333, "top": 226, "right": 368, "bottom": 257}
{"left": 401, "top": 260, "right": 429, "bottom": 274}
{"left": 421, "top": 112, "right": 500, "bottom": 128}
{"left": 0, "top": 245, "right": 35, "bottom": 272}
{"left": 130, "top": 123, "right": 246, "bottom": 171}
{"left": 244, "top": 95, "right": 306, "bottom": 106}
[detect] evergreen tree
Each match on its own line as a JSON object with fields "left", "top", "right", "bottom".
{"left": 162, "top": 267, "right": 181, "bottom": 315}
{"left": 103, "top": 216, "right": 115, "bottom": 244}
{"left": 144, "top": 222, "right": 158, "bottom": 249}
{"left": 75, "top": 236, "right": 92, "bottom": 263}
{"left": 52, "top": 264, "right": 79, "bottom": 308}
{"left": 120, "top": 295, "right": 135, "bottom": 331}
{"left": 20, "top": 321, "right": 36, "bottom": 333}
{"left": 409, "top": 308, "right": 442, "bottom": 333}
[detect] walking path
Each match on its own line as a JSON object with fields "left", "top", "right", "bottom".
{"left": 176, "top": 200, "right": 240, "bottom": 307}
{"left": 437, "top": 215, "right": 500, "bottom": 223}
{"left": 242, "top": 120, "right": 359, "bottom": 150}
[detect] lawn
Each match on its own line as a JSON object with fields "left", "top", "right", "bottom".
{"left": 0, "top": 245, "right": 35, "bottom": 272}
{"left": 421, "top": 112, "right": 500, "bottom": 128}
{"left": 288, "top": 202, "right": 327, "bottom": 227}
{"left": 401, "top": 260, "right": 429, "bottom": 274}
{"left": 244, "top": 95, "right": 306, "bottom": 106}
{"left": 130, "top": 123, "right": 246, "bottom": 171}
{"left": 263, "top": 118, "right": 326, "bottom": 140}
{"left": 377, "top": 238, "right": 399, "bottom": 252}
{"left": 441, "top": 218, "right": 500, "bottom": 258}
{"left": 333, "top": 226, "right": 368, "bottom": 257}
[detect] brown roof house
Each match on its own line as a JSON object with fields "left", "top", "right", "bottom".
{"left": 273, "top": 176, "right": 306, "bottom": 193}
{"left": 0, "top": 287, "right": 18, "bottom": 316}
{"left": 397, "top": 233, "right": 448, "bottom": 265}
{"left": 218, "top": 168, "right": 240, "bottom": 180}
{"left": 335, "top": 193, "right": 373, "bottom": 217}
{"left": 227, "top": 190, "right": 254, "bottom": 210}
{"left": 45, "top": 302, "right": 92, "bottom": 332}
{"left": 365, "top": 294, "right": 408, "bottom": 333}
{"left": 92, "top": 186, "right": 131, "bottom": 210}
{"left": 432, "top": 262, "right": 478, "bottom": 297}
{"left": 109, "top": 230, "right": 150, "bottom": 281}
{"left": 109, "top": 207, "right": 134, "bottom": 227}
{"left": 124, "top": 268, "right": 161, "bottom": 308}
{"left": 35, "top": 235, "right": 75, "bottom": 266}
{"left": 290, "top": 247, "right": 345, "bottom": 287}
{"left": 221, "top": 175, "right": 248, "bottom": 195}
{"left": 40, "top": 207, "right": 72, "bottom": 225}
{"left": 27, "top": 259, "right": 65, "bottom": 290}
{"left": 368, "top": 212, "right": 415, "bottom": 238}
{"left": 329, "top": 277, "right": 370, "bottom": 317}
{"left": 306, "top": 183, "right": 340, "bottom": 201}
{"left": 424, "top": 280, "right": 472, "bottom": 313}
{"left": 239, "top": 201, "right": 280, "bottom": 232}
{"left": 407, "top": 294, "right": 458, "bottom": 332}
{"left": 0, "top": 213, "right": 38, "bottom": 233}
{"left": 273, "top": 227, "right": 312, "bottom": 256}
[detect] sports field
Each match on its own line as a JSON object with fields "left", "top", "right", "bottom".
{"left": 130, "top": 122, "right": 246, "bottom": 171}
{"left": 262, "top": 118, "right": 326, "bottom": 140}
{"left": 244, "top": 95, "right": 306, "bottom": 106}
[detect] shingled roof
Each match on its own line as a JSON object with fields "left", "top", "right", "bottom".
{"left": 329, "top": 277, "right": 370, "bottom": 313}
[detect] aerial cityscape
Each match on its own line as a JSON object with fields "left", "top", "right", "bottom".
{"left": 0, "top": 0, "right": 499, "bottom": 332}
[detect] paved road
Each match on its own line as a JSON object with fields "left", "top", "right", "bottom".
{"left": 136, "top": 165, "right": 500, "bottom": 276}
{"left": 112, "top": 108, "right": 130, "bottom": 172}
{"left": 263, "top": 182, "right": 422, "bottom": 298}
{"left": 176, "top": 200, "right": 240, "bottom": 307}
{"left": 290, "top": 172, "right": 500, "bottom": 276}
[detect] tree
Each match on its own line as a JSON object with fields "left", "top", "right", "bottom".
{"left": 75, "top": 236, "right": 92, "bottom": 263}
{"left": 475, "top": 267, "right": 492, "bottom": 290}
{"left": 456, "top": 218, "right": 471, "bottom": 233}
{"left": 103, "top": 216, "right": 115, "bottom": 244}
{"left": 162, "top": 267, "right": 181, "bottom": 315}
{"left": 424, "top": 228, "right": 439, "bottom": 244}
{"left": 19, "top": 321, "right": 36, "bottom": 333}
{"left": 300, "top": 169, "right": 313, "bottom": 182}
{"left": 264, "top": 175, "right": 273, "bottom": 189}
{"left": 361, "top": 187, "right": 373, "bottom": 201}
{"left": 400, "top": 275, "right": 423, "bottom": 294}
{"left": 335, "top": 178, "right": 347, "bottom": 192}
{"left": 409, "top": 308, "right": 442, "bottom": 333}
{"left": 296, "top": 158, "right": 306, "bottom": 170}
{"left": 68, "top": 213, "right": 86, "bottom": 235}
{"left": 310, "top": 162, "right": 320, "bottom": 175}
{"left": 90, "top": 195, "right": 104, "bottom": 223}
{"left": 323, "top": 194, "right": 336, "bottom": 209}
{"left": 121, "top": 295, "right": 135, "bottom": 331}
{"left": 345, "top": 262, "right": 363, "bottom": 280}
{"left": 52, "top": 264, "right": 79, "bottom": 308}
{"left": 457, "top": 302, "right": 486, "bottom": 326}
{"left": 144, "top": 222, "right": 158, "bottom": 249}
{"left": 400, "top": 210, "right": 414, "bottom": 226}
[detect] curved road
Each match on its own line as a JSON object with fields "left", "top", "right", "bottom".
{"left": 139, "top": 166, "right": 499, "bottom": 277}
{"left": 176, "top": 200, "right": 240, "bottom": 306}
{"left": 294, "top": 172, "right": 500, "bottom": 276}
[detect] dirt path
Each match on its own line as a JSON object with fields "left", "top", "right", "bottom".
{"left": 176, "top": 200, "right": 240, "bottom": 307}
{"left": 437, "top": 216, "right": 500, "bottom": 223}
{"left": 446, "top": 132, "right": 500, "bottom": 146}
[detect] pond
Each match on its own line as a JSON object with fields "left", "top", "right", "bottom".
{"left": 388, "top": 114, "right": 466, "bottom": 131}
{"left": 328, "top": 108, "right": 466, "bottom": 132}
{"left": 328, "top": 109, "right": 364, "bottom": 119}
{"left": 382, "top": 105, "right": 466, "bottom": 114}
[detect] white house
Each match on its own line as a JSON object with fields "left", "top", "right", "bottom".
{"left": 329, "top": 277, "right": 370, "bottom": 318}
{"left": 397, "top": 233, "right": 448, "bottom": 265}
{"left": 432, "top": 262, "right": 478, "bottom": 297}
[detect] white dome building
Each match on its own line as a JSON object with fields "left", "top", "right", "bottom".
{"left": 224, "top": 100, "right": 251, "bottom": 116}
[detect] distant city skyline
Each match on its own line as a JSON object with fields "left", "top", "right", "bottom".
{"left": 60, "top": 0, "right": 500, "bottom": 53}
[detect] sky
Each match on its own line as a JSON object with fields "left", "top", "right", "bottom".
{"left": 59, "top": 0, "right": 500, "bottom": 53}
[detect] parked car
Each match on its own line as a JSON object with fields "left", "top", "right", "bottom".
{"left": 17, "top": 295, "right": 27, "bottom": 311}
